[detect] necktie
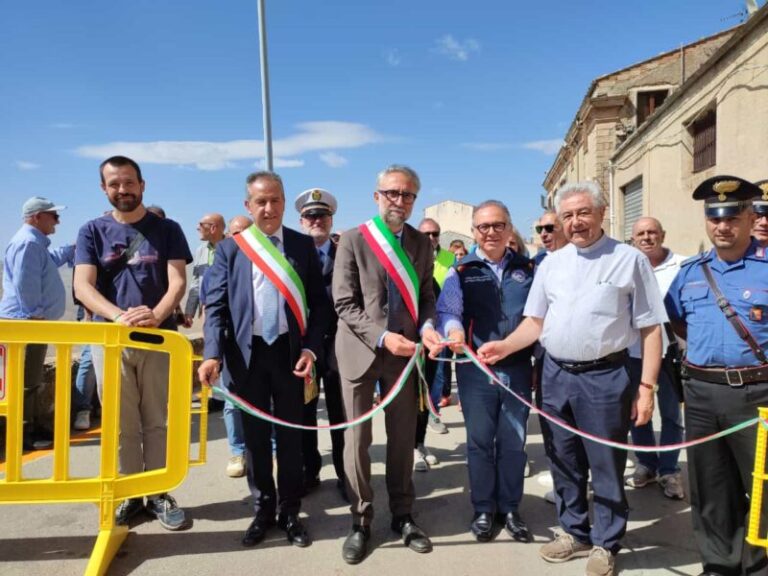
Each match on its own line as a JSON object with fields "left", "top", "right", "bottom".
{"left": 317, "top": 248, "right": 326, "bottom": 270}
{"left": 261, "top": 235, "right": 280, "bottom": 345}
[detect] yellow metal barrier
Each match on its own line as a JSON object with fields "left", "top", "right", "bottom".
{"left": 0, "top": 320, "right": 193, "bottom": 576}
{"left": 189, "top": 353, "right": 209, "bottom": 467}
{"left": 748, "top": 406, "right": 768, "bottom": 548}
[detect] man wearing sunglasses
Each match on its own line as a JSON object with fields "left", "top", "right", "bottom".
{"left": 295, "top": 187, "right": 346, "bottom": 502}
{"left": 185, "top": 213, "right": 226, "bottom": 328}
{"left": 1, "top": 196, "right": 75, "bottom": 451}
{"left": 533, "top": 211, "right": 567, "bottom": 266}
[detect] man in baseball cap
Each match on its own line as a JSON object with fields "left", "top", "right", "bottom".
{"left": 1, "top": 195, "right": 74, "bottom": 450}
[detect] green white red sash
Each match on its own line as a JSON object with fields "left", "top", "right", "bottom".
{"left": 359, "top": 216, "right": 419, "bottom": 323}
{"left": 234, "top": 225, "right": 308, "bottom": 335}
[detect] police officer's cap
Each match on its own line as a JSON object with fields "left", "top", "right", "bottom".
{"left": 294, "top": 188, "right": 337, "bottom": 217}
{"left": 692, "top": 175, "right": 760, "bottom": 218}
{"left": 754, "top": 179, "right": 768, "bottom": 216}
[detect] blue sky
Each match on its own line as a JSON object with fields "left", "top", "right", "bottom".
{"left": 0, "top": 0, "right": 756, "bottom": 253}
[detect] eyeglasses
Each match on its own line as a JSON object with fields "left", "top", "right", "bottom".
{"left": 301, "top": 211, "right": 331, "bottom": 220}
{"left": 378, "top": 189, "right": 418, "bottom": 204}
{"left": 197, "top": 222, "right": 213, "bottom": 229}
{"left": 42, "top": 212, "right": 60, "bottom": 223}
{"left": 535, "top": 224, "right": 556, "bottom": 234}
{"left": 423, "top": 231, "right": 440, "bottom": 238}
{"left": 474, "top": 222, "right": 507, "bottom": 234}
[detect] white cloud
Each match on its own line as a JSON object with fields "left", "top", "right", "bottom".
{"left": 462, "top": 142, "right": 514, "bottom": 151}
{"left": 15, "top": 160, "right": 40, "bottom": 170}
{"left": 522, "top": 139, "right": 563, "bottom": 155}
{"left": 433, "top": 35, "right": 480, "bottom": 61}
{"left": 319, "top": 151, "right": 348, "bottom": 168}
{"left": 384, "top": 48, "right": 401, "bottom": 67}
{"left": 255, "top": 158, "right": 305, "bottom": 169}
{"left": 75, "top": 121, "right": 384, "bottom": 171}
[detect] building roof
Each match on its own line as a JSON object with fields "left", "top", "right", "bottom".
{"left": 612, "top": 5, "right": 768, "bottom": 157}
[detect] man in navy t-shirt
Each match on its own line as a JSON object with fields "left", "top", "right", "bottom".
{"left": 74, "top": 155, "right": 192, "bottom": 530}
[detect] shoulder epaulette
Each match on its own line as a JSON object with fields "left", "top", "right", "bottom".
{"left": 680, "top": 252, "right": 707, "bottom": 268}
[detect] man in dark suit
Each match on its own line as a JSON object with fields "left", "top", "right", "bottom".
{"left": 199, "top": 171, "right": 332, "bottom": 549}
{"left": 333, "top": 165, "right": 442, "bottom": 564}
{"left": 294, "top": 187, "right": 346, "bottom": 499}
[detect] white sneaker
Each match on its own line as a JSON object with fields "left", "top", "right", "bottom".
{"left": 226, "top": 455, "right": 246, "bottom": 478}
{"left": 414, "top": 448, "right": 430, "bottom": 472}
{"left": 428, "top": 415, "right": 449, "bottom": 434}
{"left": 417, "top": 443, "right": 439, "bottom": 466}
{"left": 74, "top": 410, "right": 91, "bottom": 431}
{"left": 537, "top": 472, "right": 554, "bottom": 487}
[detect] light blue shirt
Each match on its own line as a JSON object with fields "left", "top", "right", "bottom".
{"left": 0, "top": 224, "right": 75, "bottom": 320}
{"left": 437, "top": 247, "right": 513, "bottom": 336}
{"left": 524, "top": 232, "right": 666, "bottom": 361}
{"left": 251, "top": 227, "right": 289, "bottom": 337}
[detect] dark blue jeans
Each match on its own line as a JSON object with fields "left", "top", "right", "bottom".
{"left": 457, "top": 361, "right": 531, "bottom": 514}
{"left": 541, "top": 354, "right": 633, "bottom": 554}
{"left": 73, "top": 345, "right": 96, "bottom": 413}
{"left": 628, "top": 358, "right": 683, "bottom": 475}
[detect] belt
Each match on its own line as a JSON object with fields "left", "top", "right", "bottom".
{"left": 683, "top": 362, "right": 768, "bottom": 387}
{"left": 551, "top": 349, "right": 628, "bottom": 374}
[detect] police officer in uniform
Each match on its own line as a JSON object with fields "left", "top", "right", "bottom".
{"left": 666, "top": 175, "right": 768, "bottom": 576}
{"left": 294, "top": 188, "right": 346, "bottom": 500}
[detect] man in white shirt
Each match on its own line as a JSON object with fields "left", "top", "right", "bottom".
{"left": 626, "top": 217, "right": 686, "bottom": 500}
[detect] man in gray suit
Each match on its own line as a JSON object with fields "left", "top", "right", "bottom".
{"left": 333, "top": 165, "right": 442, "bottom": 564}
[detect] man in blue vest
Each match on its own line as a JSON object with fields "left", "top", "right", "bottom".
{"left": 437, "top": 199, "right": 534, "bottom": 543}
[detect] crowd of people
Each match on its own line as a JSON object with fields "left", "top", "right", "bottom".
{"left": 2, "top": 155, "right": 768, "bottom": 576}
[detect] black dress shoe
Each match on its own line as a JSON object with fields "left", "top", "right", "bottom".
{"left": 242, "top": 514, "right": 276, "bottom": 547}
{"left": 502, "top": 511, "right": 531, "bottom": 543}
{"left": 303, "top": 476, "right": 321, "bottom": 495}
{"left": 470, "top": 512, "right": 494, "bottom": 542}
{"left": 391, "top": 515, "right": 432, "bottom": 553}
{"left": 277, "top": 514, "right": 311, "bottom": 547}
{"left": 342, "top": 524, "right": 370, "bottom": 564}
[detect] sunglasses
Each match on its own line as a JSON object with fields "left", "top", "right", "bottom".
{"left": 423, "top": 231, "right": 440, "bottom": 237}
{"left": 377, "top": 189, "right": 418, "bottom": 204}
{"left": 42, "top": 211, "right": 60, "bottom": 223}
{"left": 302, "top": 211, "right": 331, "bottom": 220}
{"left": 535, "top": 224, "right": 556, "bottom": 234}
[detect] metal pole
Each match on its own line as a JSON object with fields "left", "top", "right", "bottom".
{"left": 257, "top": 0, "right": 273, "bottom": 171}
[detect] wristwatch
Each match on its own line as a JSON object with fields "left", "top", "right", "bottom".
{"left": 639, "top": 381, "right": 658, "bottom": 392}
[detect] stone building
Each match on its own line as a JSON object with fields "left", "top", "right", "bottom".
{"left": 540, "top": 11, "right": 768, "bottom": 253}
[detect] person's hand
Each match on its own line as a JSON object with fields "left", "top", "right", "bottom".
{"left": 383, "top": 333, "right": 417, "bottom": 357}
{"left": 293, "top": 350, "right": 315, "bottom": 378}
{"left": 198, "top": 359, "right": 221, "bottom": 386}
{"left": 477, "top": 340, "right": 511, "bottom": 365}
{"left": 422, "top": 327, "right": 443, "bottom": 358}
{"left": 631, "top": 388, "right": 655, "bottom": 426}
{"left": 136, "top": 308, "right": 161, "bottom": 328}
{"left": 446, "top": 329, "right": 466, "bottom": 354}
{"left": 118, "top": 306, "right": 152, "bottom": 326}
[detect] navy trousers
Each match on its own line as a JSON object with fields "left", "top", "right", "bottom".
{"left": 457, "top": 361, "right": 531, "bottom": 514}
{"left": 541, "top": 354, "right": 634, "bottom": 554}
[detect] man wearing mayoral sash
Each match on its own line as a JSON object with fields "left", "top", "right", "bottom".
{"left": 333, "top": 164, "right": 442, "bottom": 564}
{"left": 199, "top": 171, "right": 332, "bottom": 549}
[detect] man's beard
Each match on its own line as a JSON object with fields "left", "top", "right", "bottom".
{"left": 110, "top": 193, "right": 142, "bottom": 213}
{"left": 383, "top": 209, "right": 406, "bottom": 227}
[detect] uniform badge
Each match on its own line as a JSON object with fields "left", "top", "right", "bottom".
{"left": 511, "top": 270, "right": 527, "bottom": 283}
{"left": 712, "top": 180, "right": 740, "bottom": 201}
{"left": 760, "top": 181, "right": 768, "bottom": 201}
{"left": 757, "top": 246, "right": 766, "bottom": 259}
{"left": 744, "top": 290, "right": 752, "bottom": 299}
{"left": 750, "top": 307, "right": 765, "bottom": 322}
{"left": 311, "top": 189, "right": 322, "bottom": 201}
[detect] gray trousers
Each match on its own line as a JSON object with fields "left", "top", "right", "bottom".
{"left": 23, "top": 344, "right": 48, "bottom": 428}
{"left": 342, "top": 351, "right": 418, "bottom": 525}
{"left": 92, "top": 347, "right": 170, "bottom": 475}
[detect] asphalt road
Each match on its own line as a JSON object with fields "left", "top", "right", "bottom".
{"left": 0, "top": 390, "right": 704, "bottom": 576}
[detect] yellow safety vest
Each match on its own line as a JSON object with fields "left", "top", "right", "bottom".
{"left": 433, "top": 247, "right": 455, "bottom": 289}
